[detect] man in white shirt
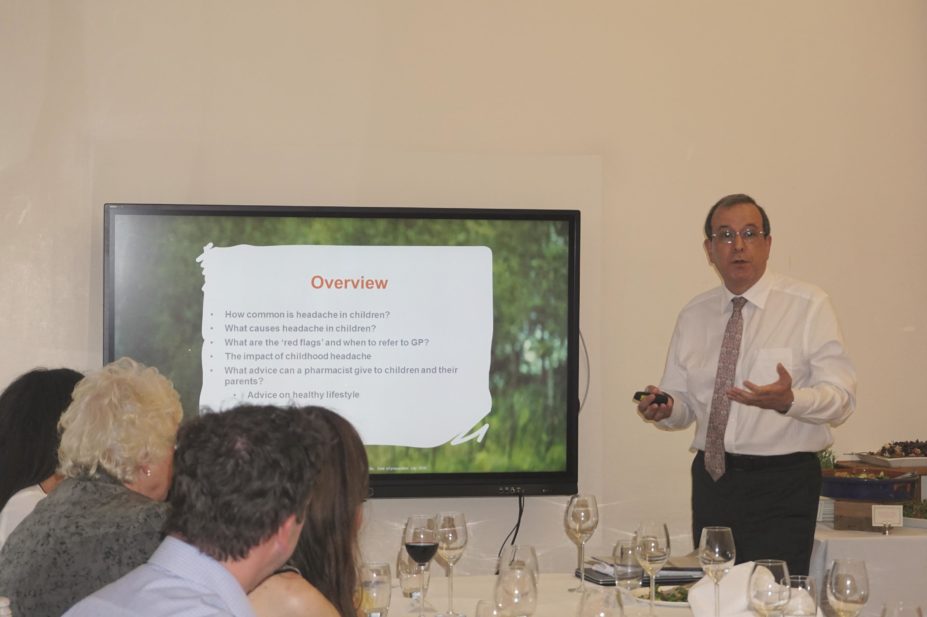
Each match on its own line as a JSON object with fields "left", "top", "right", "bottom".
{"left": 636, "top": 194, "right": 856, "bottom": 575}
{"left": 64, "top": 405, "right": 319, "bottom": 617}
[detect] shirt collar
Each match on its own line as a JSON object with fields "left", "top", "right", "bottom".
{"left": 721, "top": 270, "right": 775, "bottom": 311}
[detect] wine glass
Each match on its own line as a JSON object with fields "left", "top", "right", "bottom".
{"left": 698, "top": 526, "right": 736, "bottom": 617}
{"left": 827, "top": 559, "right": 869, "bottom": 617}
{"left": 499, "top": 544, "right": 540, "bottom": 585}
{"left": 403, "top": 514, "right": 439, "bottom": 617}
{"left": 612, "top": 539, "right": 642, "bottom": 592}
{"left": 494, "top": 565, "right": 537, "bottom": 617}
{"left": 749, "top": 559, "right": 790, "bottom": 617}
{"left": 360, "top": 562, "right": 392, "bottom": 617}
{"left": 474, "top": 599, "right": 504, "bottom": 617}
{"left": 634, "top": 521, "right": 670, "bottom": 616}
{"left": 436, "top": 511, "right": 468, "bottom": 617}
{"left": 564, "top": 494, "right": 599, "bottom": 592}
{"left": 577, "top": 586, "right": 623, "bottom": 617}
{"left": 786, "top": 575, "right": 818, "bottom": 617}
{"left": 881, "top": 601, "right": 924, "bottom": 617}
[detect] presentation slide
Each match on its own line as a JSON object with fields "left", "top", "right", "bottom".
{"left": 198, "top": 244, "right": 493, "bottom": 447}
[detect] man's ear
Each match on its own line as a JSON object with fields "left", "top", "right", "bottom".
{"left": 274, "top": 513, "right": 302, "bottom": 551}
{"left": 704, "top": 238, "right": 714, "bottom": 265}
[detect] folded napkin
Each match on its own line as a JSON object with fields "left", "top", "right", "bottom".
{"left": 688, "top": 562, "right": 754, "bottom": 617}
{"left": 689, "top": 563, "right": 824, "bottom": 617}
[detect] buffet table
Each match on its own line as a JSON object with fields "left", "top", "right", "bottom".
{"left": 388, "top": 573, "right": 688, "bottom": 617}
{"left": 810, "top": 523, "right": 927, "bottom": 617}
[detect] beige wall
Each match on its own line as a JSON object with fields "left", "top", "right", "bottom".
{"left": 2, "top": 0, "right": 925, "bottom": 576}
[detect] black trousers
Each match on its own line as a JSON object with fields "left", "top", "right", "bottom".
{"left": 691, "top": 450, "right": 821, "bottom": 576}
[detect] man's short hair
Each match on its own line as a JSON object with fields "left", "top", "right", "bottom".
{"left": 166, "top": 405, "right": 319, "bottom": 561}
{"left": 704, "top": 193, "right": 771, "bottom": 239}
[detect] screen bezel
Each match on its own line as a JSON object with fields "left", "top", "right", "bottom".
{"left": 103, "top": 202, "right": 580, "bottom": 498}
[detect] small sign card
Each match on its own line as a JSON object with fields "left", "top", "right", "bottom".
{"left": 871, "top": 504, "right": 904, "bottom": 528}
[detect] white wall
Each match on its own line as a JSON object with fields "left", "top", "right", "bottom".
{"left": 2, "top": 0, "right": 925, "bottom": 577}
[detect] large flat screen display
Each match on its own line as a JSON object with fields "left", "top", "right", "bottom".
{"left": 104, "top": 204, "right": 580, "bottom": 497}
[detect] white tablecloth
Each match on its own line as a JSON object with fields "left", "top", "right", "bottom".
{"left": 810, "top": 523, "right": 927, "bottom": 617}
{"left": 388, "top": 573, "right": 690, "bottom": 617}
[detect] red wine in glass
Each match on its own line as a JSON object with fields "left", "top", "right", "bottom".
{"left": 403, "top": 515, "right": 438, "bottom": 617}
{"left": 405, "top": 542, "right": 439, "bottom": 565}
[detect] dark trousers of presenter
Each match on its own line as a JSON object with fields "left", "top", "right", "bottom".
{"left": 691, "top": 450, "right": 821, "bottom": 576}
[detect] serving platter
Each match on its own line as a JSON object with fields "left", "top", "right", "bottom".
{"left": 855, "top": 454, "right": 927, "bottom": 468}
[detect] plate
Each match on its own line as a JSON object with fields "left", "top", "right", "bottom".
{"left": 855, "top": 454, "right": 927, "bottom": 468}
{"left": 630, "top": 586, "right": 690, "bottom": 608}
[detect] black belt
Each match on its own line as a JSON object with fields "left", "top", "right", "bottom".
{"left": 697, "top": 450, "right": 816, "bottom": 471}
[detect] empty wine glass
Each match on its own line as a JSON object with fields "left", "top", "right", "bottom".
{"left": 404, "top": 514, "right": 439, "bottom": 617}
{"left": 360, "top": 562, "right": 392, "bottom": 617}
{"left": 577, "top": 586, "right": 623, "bottom": 617}
{"left": 698, "top": 526, "right": 736, "bottom": 617}
{"left": 785, "top": 575, "right": 818, "bottom": 617}
{"left": 881, "top": 601, "right": 924, "bottom": 617}
{"left": 612, "top": 539, "right": 642, "bottom": 592}
{"left": 436, "top": 511, "right": 468, "bottom": 617}
{"left": 474, "top": 599, "right": 505, "bottom": 617}
{"left": 749, "top": 559, "right": 790, "bottom": 617}
{"left": 564, "top": 494, "right": 599, "bottom": 593}
{"left": 494, "top": 565, "right": 537, "bottom": 617}
{"left": 827, "top": 559, "right": 869, "bottom": 617}
{"left": 499, "top": 544, "right": 539, "bottom": 585}
{"left": 634, "top": 521, "right": 670, "bottom": 616}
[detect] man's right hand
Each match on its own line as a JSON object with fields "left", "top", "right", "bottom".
{"left": 636, "top": 385, "right": 674, "bottom": 421}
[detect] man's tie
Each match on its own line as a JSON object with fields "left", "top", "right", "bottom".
{"left": 704, "top": 296, "right": 747, "bottom": 481}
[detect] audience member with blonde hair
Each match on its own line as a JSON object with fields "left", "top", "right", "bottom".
{"left": 249, "top": 406, "right": 370, "bottom": 617}
{"left": 0, "top": 357, "right": 182, "bottom": 617}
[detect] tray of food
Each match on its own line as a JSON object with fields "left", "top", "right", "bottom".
{"left": 821, "top": 467, "right": 919, "bottom": 501}
{"left": 856, "top": 441, "right": 927, "bottom": 468}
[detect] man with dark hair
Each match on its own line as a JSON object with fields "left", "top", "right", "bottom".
{"left": 635, "top": 193, "right": 856, "bottom": 575}
{"left": 64, "top": 405, "right": 319, "bottom": 617}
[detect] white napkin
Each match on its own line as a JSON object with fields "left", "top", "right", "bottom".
{"left": 688, "top": 561, "right": 754, "bottom": 617}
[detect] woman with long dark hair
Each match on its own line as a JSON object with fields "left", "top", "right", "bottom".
{"left": 0, "top": 367, "right": 83, "bottom": 548}
{"left": 250, "top": 406, "right": 370, "bottom": 617}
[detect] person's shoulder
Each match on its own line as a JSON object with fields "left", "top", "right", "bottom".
{"left": 767, "top": 272, "right": 830, "bottom": 301}
{"left": 678, "top": 285, "right": 724, "bottom": 315}
{"left": 250, "top": 571, "right": 340, "bottom": 617}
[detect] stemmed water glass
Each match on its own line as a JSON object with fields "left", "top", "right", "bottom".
{"left": 749, "top": 559, "right": 790, "bottom": 617}
{"left": 360, "top": 562, "right": 392, "bottom": 617}
{"left": 827, "top": 559, "right": 869, "bottom": 617}
{"left": 404, "top": 514, "right": 439, "bottom": 617}
{"left": 436, "top": 511, "right": 468, "bottom": 617}
{"left": 634, "top": 521, "right": 670, "bottom": 617}
{"left": 698, "top": 526, "right": 736, "bottom": 617}
{"left": 494, "top": 565, "right": 538, "bottom": 617}
{"left": 564, "top": 494, "right": 599, "bottom": 592}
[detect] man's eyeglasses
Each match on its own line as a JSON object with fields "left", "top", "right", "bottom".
{"left": 710, "top": 228, "right": 766, "bottom": 244}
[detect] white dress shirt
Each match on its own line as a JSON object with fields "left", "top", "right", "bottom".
{"left": 658, "top": 271, "right": 856, "bottom": 455}
{"left": 63, "top": 536, "right": 256, "bottom": 617}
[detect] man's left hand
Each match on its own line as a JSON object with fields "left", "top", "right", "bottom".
{"left": 727, "top": 363, "right": 794, "bottom": 413}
